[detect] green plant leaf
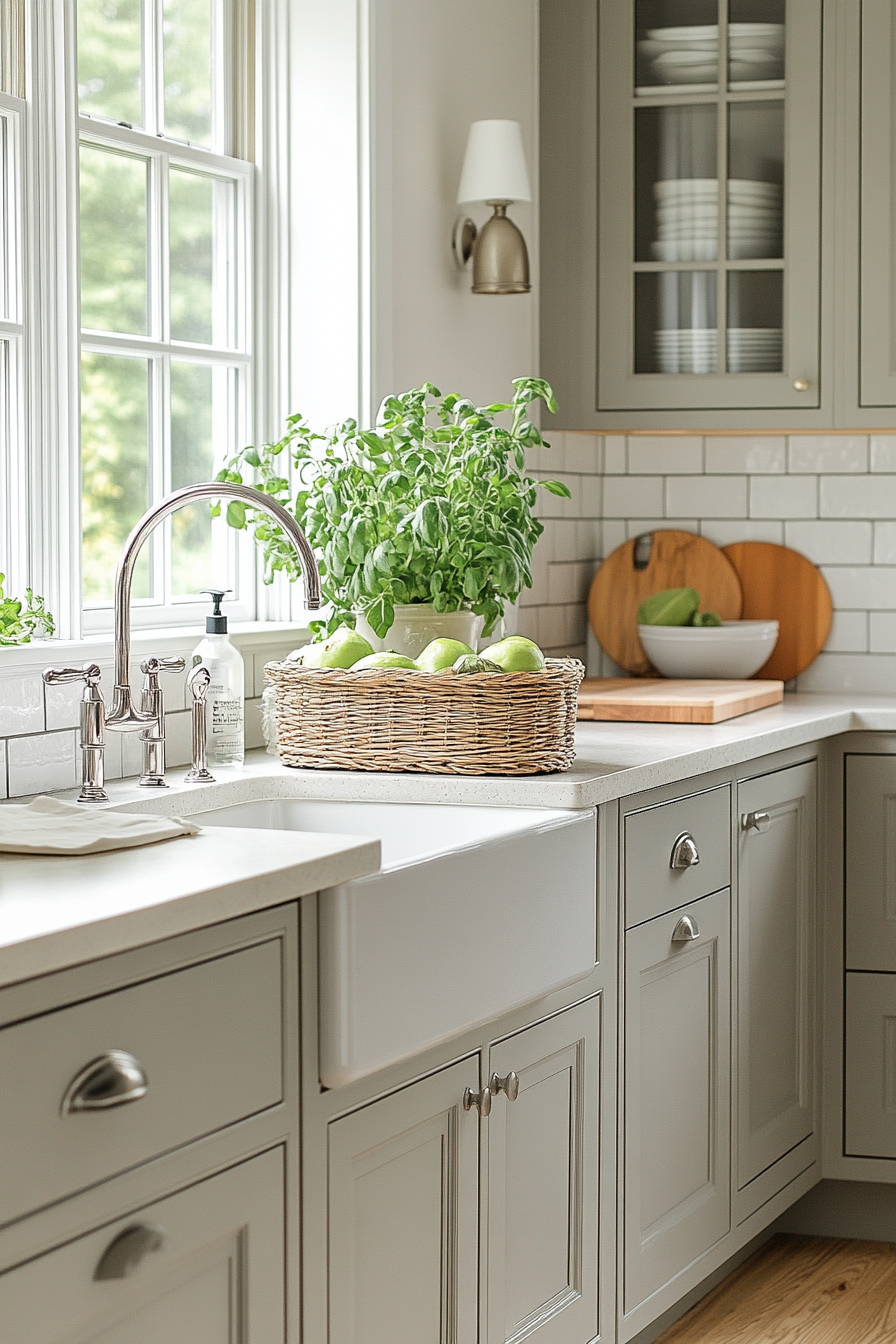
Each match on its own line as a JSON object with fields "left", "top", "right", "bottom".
{"left": 541, "top": 479, "right": 572, "bottom": 498}
{"left": 226, "top": 500, "right": 247, "bottom": 529}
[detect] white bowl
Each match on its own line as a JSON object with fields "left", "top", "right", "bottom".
{"left": 637, "top": 620, "right": 779, "bottom": 679}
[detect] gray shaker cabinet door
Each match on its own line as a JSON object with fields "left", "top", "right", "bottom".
{"left": 0, "top": 1147, "right": 285, "bottom": 1344}
{"left": 484, "top": 997, "right": 601, "bottom": 1344}
{"left": 736, "top": 762, "right": 817, "bottom": 1191}
{"left": 328, "top": 1056, "right": 480, "bottom": 1344}
{"left": 859, "top": 0, "right": 896, "bottom": 406}
{"left": 846, "top": 754, "right": 896, "bottom": 971}
{"left": 624, "top": 889, "right": 731, "bottom": 1315}
{"left": 845, "top": 972, "right": 896, "bottom": 1158}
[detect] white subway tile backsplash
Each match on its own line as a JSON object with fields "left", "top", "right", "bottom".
{"left": 821, "top": 566, "right": 896, "bottom": 610}
{"left": 784, "top": 520, "right": 873, "bottom": 565}
{"left": 603, "top": 476, "right": 664, "bottom": 518}
{"left": 581, "top": 474, "right": 602, "bottom": 518}
{"left": 870, "top": 437, "right": 896, "bottom": 472}
{"left": 576, "top": 519, "right": 602, "bottom": 561}
{"left": 0, "top": 740, "right": 6, "bottom": 797}
{"left": 870, "top": 613, "right": 896, "bottom": 653}
{"left": 797, "top": 652, "right": 896, "bottom": 695}
{"left": 820, "top": 474, "right": 896, "bottom": 518}
{"left": 628, "top": 436, "right": 703, "bottom": 475}
{"left": 601, "top": 520, "right": 628, "bottom": 558}
{"left": 626, "top": 519, "right": 699, "bottom": 539}
{"left": 666, "top": 475, "right": 747, "bottom": 518}
{"left": 563, "top": 434, "right": 602, "bottom": 475}
{"left": 7, "top": 730, "right": 77, "bottom": 798}
{"left": 699, "top": 519, "right": 784, "bottom": 547}
{"left": 825, "top": 611, "right": 869, "bottom": 653}
{"left": 549, "top": 519, "right": 581, "bottom": 563}
{"left": 548, "top": 562, "right": 590, "bottom": 607}
{"left": 751, "top": 475, "right": 817, "bottom": 519}
{"left": 788, "top": 436, "right": 868, "bottom": 474}
{"left": 704, "top": 436, "right": 786, "bottom": 474}
{"left": 603, "top": 435, "right": 626, "bottom": 474}
{"left": 0, "top": 672, "right": 44, "bottom": 737}
{"left": 875, "top": 523, "right": 896, "bottom": 564}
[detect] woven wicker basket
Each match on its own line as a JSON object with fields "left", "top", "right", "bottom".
{"left": 264, "top": 657, "right": 585, "bottom": 775}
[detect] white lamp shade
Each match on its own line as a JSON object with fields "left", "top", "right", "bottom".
{"left": 456, "top": 120, "right": 531, "bottom": 205}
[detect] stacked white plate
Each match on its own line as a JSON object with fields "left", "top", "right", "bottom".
{"left": 637, "top": 23, "right": 784, "bottom": 86}
{"left": 727, "top": 327, "right": 782, "bottom": 373}
{"left": 653, "top": 329, "right": 718, "bottom": 375}
{"left": 650, "top": 178, "right": 782, "bottom": 262}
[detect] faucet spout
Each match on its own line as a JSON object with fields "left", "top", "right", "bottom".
{"left": 106, "top": 482, "right": 321, "bottom": 730}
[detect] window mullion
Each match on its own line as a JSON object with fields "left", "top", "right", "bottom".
{"left": 155, "top": 350, "right": 170, "bottom": 605}
{"left": 143, "top": 0, "right": 162, "bottom": 137}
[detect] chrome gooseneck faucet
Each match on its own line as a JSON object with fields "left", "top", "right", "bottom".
{"left": 45, "top": 482, "right": 321, "bottom": 801}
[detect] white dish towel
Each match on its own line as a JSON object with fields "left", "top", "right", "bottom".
{"left": 0, "top": 796, "right": 200, "bottom": 855}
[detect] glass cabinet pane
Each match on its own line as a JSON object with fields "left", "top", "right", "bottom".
{"left": 727, "top": 271, "right": 782, "bottom": 371}
{"left": 636, "top": 271, "right": 717, "bottom": 373}
{"left": 728, "top": 0, "right": 785, "bottom": 86}
{"left": 635, "top": 0, "right": 720, "bottom": 91}
{"left": 635, "top": 105, "right": 717, "bottom": 261}
{"left": 728, "top": 102, "right": 783, "bottom": 259}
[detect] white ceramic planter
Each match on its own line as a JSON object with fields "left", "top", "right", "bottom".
{"left": 355, "top": 603, "right": 484, "bottom": 659}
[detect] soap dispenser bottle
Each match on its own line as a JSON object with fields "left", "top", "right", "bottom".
{"left": 192, "top": 588, "right": 245, "bottom": 767}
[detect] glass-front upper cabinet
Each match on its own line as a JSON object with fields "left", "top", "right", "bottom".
{"left": 597, "top": 0, "right": 822, "bottom": 413}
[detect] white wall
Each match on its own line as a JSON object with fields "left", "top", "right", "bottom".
{"left": 368, "top": 0, "right": 539, "bottom": 418}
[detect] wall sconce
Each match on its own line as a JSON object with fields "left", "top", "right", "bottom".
{"left": 452, "top": 119, "right": 531, "bottom": 295}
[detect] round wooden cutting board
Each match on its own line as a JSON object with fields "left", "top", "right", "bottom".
{"left": 588, "top": 529, "right": 743, "bottom": 676}
{"left": 721, "top": 541, "right": 832, "bottom": 682}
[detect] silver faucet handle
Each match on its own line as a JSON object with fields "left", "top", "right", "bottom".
{"left": 43, "top": 663, "right": 102, "bottom": 688}
{"left": 140, "top": 655, "right": 186, "bottom": 679}
{"left": 42, "top": 665, "right": 107, "bottom": 803}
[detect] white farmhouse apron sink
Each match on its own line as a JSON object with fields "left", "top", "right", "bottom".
{"left": 187, "top": 797, "right": 597, "bottom": 1086}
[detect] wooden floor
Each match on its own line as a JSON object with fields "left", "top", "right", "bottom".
{"left": 656, "top": 1234, "right": 896, "bottom": 1344}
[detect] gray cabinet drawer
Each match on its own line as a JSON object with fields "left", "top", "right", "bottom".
{"left": 0, "top": 1147, "right": 285, "bottom": 1344}
{"left": 0, "top": 938, "right": 283, "bottom": 1226}
{"left": 624, "top": 786, "right": 730, "bottom": 928}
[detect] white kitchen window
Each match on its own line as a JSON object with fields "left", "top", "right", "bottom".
{"left": 0, "top": 0, "right": 360, "bottom": 646}
{"left": 77, "top": 0, "right": 255, "bottom": 631}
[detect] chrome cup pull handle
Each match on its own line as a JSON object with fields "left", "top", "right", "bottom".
{"left": 742, "top": 810, "right": 771, "bottom": 833}
{"left": 670, "top": 832, "right": 700, "bottom": 870}
{"left": 671, "top": 915, "right": 701, "bottom": 944}
{"left": 62, "top": 1050, "right": 148, "bottom": 1116}
{"left": 94, "top": 1223, "right": 166, "bottom": 1280}
{"left": 463, "top": 1085, "right": 492, "bottom": 1117}
{"left": 490, "top": 1070, "right": 520, "bottom": 1102}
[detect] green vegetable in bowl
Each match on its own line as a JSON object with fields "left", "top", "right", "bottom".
{"left": 690, "top": 610, "right": 722, "bottom": 627}
{"left": 637, "top": 587, "right": 700, "bottom": 627}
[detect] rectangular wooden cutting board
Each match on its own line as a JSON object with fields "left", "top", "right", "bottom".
{"left": 577, "top": 678, "right": 784, "bottom": 724}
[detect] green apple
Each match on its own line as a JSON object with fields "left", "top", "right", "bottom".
{"left": 479, "top": 635, "right": 546, "bottom": 672}
{"left": 415, "top": 637, "right": 474, "bottom": 673}
{"left": 351, "top": 651, "right": 419, "bottom": 670}
{"left": 298, "top": 626, "right": 374, "bottom": 669}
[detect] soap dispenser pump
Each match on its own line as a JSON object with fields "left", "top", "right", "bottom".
{"left": 192, "top": 588, "right": 245, "bottom": 767}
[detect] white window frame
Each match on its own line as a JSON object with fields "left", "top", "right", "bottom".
{"left": 2, "top": 0, "right": 368, "bottom": 653}
{"left": 0, "top": 91, "right": 26, "bottom": 599}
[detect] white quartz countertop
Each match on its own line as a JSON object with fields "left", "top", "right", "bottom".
{"left": 4, "top": 690, "right": 896, "bottom": 990}
{"left": 0, "top": 824, "right": 380, "bottom": 989}
{"left": 104, "top": 691, "right": 896, "bottom": 812}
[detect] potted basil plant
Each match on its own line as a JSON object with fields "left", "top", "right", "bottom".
{"left": 215, "top": 378, "right": 570, "bottom": 654}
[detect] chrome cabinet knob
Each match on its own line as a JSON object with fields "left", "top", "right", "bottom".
{"left": 671, "top": 915, "right": 701, "bottom": 944}
{"left": 61, "top": 1050, "right": 148, "bottom": 1115}
{"left": 742, "top": 810, "right": 771, "bottom": 833}
{"left": 490, "top": 1070, "right": 520, "bottom": 1102}
{"left": 463, "top": 1085, "right": 492, "bottom": 1117}
{"left": 670, "top": 832, "right": 700, "bottom": 870}
{"left": 94, "top": 1223, "right": 166, "bottom": 1280}
{"left": 793, "top": 378, "right": 810, "bottom": 392}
